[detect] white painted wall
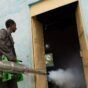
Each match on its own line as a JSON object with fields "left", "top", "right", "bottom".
{"left": 79, "top": 0, "right": 88, "bottom": 47}
{"left": 77, "top": 0, "right": 88, "bottom": 86}
{"left": 29, "top": 0, "right": 41, "bottom": 5}
{"left": 0, "top": 0, "right": 34, "bottom": 88}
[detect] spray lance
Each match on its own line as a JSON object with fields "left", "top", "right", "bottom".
{"left": 0, "top": 50, "right": 47, "bottom": 82}
{"left": 0, "top": 50, "right": 46, "bottom": 75}
{"left": 0, "top": 60, "right": 46, "bottom": 75}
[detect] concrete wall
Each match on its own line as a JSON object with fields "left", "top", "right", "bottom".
{"left": 79, "top": 0, "right": 88, "bottom": 47}
{"left": 79, "top": 0, "right": 88, "bottom": 86}
{"left": 0, "top": 0, "right": 34, "bottom": 88}
{"left": 29, "top": 0, "right": 41, "bottom": 5}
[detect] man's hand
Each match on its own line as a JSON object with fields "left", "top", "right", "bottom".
{"left": 9, "top": 58, "right": 17, "bottom": 62}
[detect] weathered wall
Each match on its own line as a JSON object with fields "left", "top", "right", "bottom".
{"left": 79, "top": 0, "right": 88, "bottom": 47}
{"left": 0, "top": 0, "right": 34, "bottom": 88}
{"left": 29, "top": 0, "right": 41, "bottom": 5}
{"left": 77, "top": 0, "right": 88, "bottom": 87}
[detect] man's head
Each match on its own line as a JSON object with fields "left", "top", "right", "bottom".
{"left": 5, "top": 19, "right": 17, "bottom": 32}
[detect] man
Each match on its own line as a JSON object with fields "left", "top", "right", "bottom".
{"left": 0, "top": 19, "right": 18, "bottom": 88}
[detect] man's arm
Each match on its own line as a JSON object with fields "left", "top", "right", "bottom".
{"left": 0, "top": 29, "right": 10, "bottom": 53}
{"left": 0, "top": 29, "right": 17, "bottom": 62}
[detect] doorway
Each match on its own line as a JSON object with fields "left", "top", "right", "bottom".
{"left": 36, "top": 1, "right": 86, "bottom": 88}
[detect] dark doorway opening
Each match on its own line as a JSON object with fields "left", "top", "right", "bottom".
{"left": 37, "top": 1, "right": 86, "bottom": 88}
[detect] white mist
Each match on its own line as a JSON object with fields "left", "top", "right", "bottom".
{"left": 48, "top": 68, "right": 84, "bottom": 88}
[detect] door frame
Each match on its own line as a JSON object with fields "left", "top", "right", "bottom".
{"left": 31, "top": 0, "right": 88, "bottom": 88}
